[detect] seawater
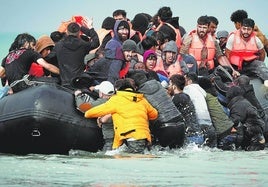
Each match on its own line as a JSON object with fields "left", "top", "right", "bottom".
{"left": 0, "top": 145, "right": 267, "bottom": 187}
{"left": 0, "top": 33, "right": 268, "bottom": 186}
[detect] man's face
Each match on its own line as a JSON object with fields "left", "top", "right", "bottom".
{"left": 164, "top": 51, "right": 176, "bottom": 64}
{"left": 240, "top": 26, "right": 253, "bottom": 39}
{"left": 123, "top": 50, "right": 134, "bottom": 61}
{"left": 197, "top": 24, "right": 209, "bottom": 38}
{"left": 114, "top": 15, "right": 126, "bottom": 21}
{"left": 234, "top": 22, "right": 241, "bottom": 30}
{"left": 218, "top": 37, "right": 227, "bottom": 47}
{"left": 118, "top": 27, "right": 129, "bottom": 42}
{"left": 209, "top": 22, "right": 217, "bottom": 35}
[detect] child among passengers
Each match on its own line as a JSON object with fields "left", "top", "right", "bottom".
{"left": 84, "top": 78, "right": 158, "bottom": 153}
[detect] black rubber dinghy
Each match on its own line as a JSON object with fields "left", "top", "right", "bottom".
{"left": 0, "top": 84, "right": 104, "bottom": 155}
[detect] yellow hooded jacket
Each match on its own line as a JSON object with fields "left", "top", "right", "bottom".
{"left": 85, "top": 90, "right": 158, "bottom": 149}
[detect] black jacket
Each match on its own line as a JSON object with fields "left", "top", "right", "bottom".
{"left": 54, "top": 26, "right": 99, "bottom": 86}
{"left": 228, "top": 95, "right": 265, "bottom": 132}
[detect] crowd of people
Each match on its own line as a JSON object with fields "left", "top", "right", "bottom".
{"left": 0, "top": 7, "right": 268, "bottom": 153}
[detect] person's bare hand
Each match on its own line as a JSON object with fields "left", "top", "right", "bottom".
{"left": 83, "top": 17, "right": 93, "bottom": 29}
{"left": 232, "top": 70, "right": 240, "bottom": 78}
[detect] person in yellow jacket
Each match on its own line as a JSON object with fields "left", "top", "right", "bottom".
{"left": 85, "top": 78, "right": 158, "bottom": 153}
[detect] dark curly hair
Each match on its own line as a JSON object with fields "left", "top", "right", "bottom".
{"left": 169, "top": 74, "right": 185, "bottom": 91}
{"left": 157, "top": 6, "right": 172, "bottom": 22}
{"left": 230, "top": 9, "right": 248, "bottom": 23}
{"left": 9, "top": 33, "right": 36, "bottom": 52}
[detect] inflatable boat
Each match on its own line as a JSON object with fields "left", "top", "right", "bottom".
{"left": 0, "top": 83, "right": 104, "bottom": 155}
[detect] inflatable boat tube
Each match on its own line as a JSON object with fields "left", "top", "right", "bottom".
{"left": 0, "top": 84, "right": 104, "bottom": 155}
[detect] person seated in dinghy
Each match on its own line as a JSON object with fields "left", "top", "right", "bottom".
{"left": 32, "top": 35, "right": 60, "bottom": 82}
{"left": 180, "top": 15, "right": 240, "bottom": 78}
{"left": 1, "top": 33, "right": 59, "bottom": 93}
{"left": 225, "top": 18, "right": 268, "bottom": 87}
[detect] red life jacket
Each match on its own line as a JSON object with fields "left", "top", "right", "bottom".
{"left": 229, "top": 30, "right": 259, "bottom": 70}
{"left": 29, "top": 63, "right": 44, "bottom": 77}
{"left": 119, "top": 62, "right": 130, "bottom": 78}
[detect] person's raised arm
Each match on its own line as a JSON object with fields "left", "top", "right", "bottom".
{"left": 36, "top": 58, "right": 59, "bottom": 75}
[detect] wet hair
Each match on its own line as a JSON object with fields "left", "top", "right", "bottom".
{"left": 242, "top": 18, "right": 255, "bottom": 28}
{"left": 208, "top": 16, "right": 219, "bottom": 25}
{"left": 114, "top": 78, "right": 136, "bottom": 91}
{"left": 230, "top": 10, "right": 248, "bottom": 23}
{"left": 9, "top": 33, "right": 36, "bottom": 51}
{"left": 185, "top": 72, "right": 198, "bottom": 84}
{"left": 197, "top": 15, "right": 210, "bottom": 25}
{"left": 157, "top": 6, "right": 172, "bottom": 22}
{"left": 169, "top": 74, "right": 185, "bottom": 90}
{"left": 113, "top": 9, "right": 127, "bottom": 18}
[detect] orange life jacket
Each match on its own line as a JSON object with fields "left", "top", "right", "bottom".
{"left": 90, "top": 28, "right": 114, "bottom": 53}
{"left": 156, "top": 22, "right": 182, "bottom": 48}
{"left": 229, "top": 30, "right": 259, "bottom": 70}
{"left": 153, "top": 55, "right": 183, "bottom": 78}
{"left": 188, "top": 30, "right": 216, "bottom": 70}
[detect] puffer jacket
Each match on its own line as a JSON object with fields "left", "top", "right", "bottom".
{"left": 138, "top": 79, "right": 182, "bottom": 123}
{"left": 85, "top": 90, "right": 158, "bottom": 149}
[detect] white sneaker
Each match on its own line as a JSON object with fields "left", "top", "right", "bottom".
{"left": 264, "top": 80, "right": 268, "bottom": 87}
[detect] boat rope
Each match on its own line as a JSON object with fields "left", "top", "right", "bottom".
{"left": 10, "top": 74, "right": 55, "bottom": 88}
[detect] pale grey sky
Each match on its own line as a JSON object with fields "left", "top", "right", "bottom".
{"left": 0, "top": 0, "right": 267, "bottom": 35}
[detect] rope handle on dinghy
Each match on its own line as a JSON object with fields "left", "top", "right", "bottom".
{"left": 0, "top": 75, "right": 32, "bottom": 99}
{"left": 9, "top": 74, "right": 46, "bottom": 87}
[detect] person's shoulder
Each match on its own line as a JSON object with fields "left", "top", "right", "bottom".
{"left": 175, "top": 92, "right": 190, "bottom": 100}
